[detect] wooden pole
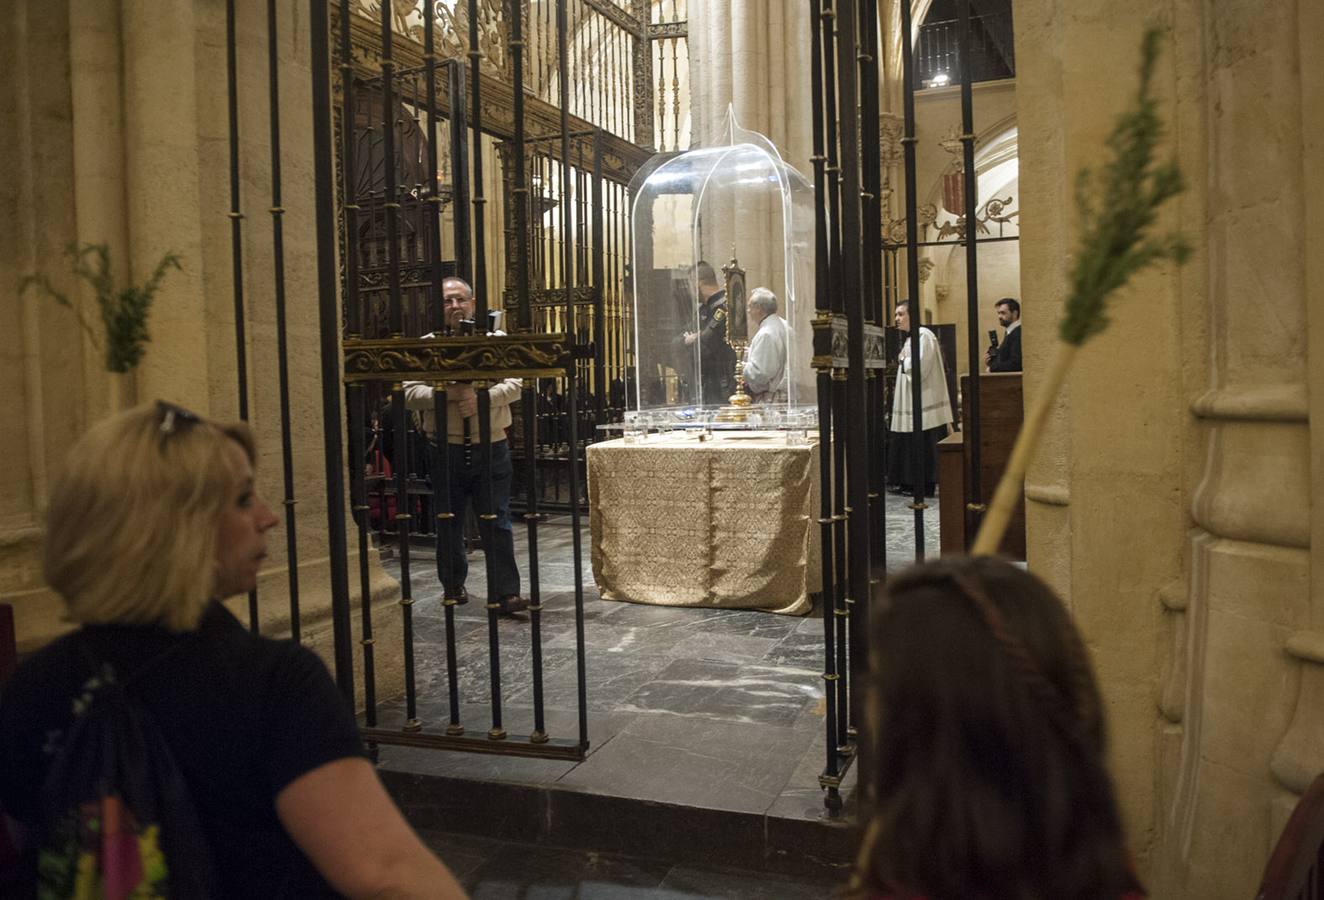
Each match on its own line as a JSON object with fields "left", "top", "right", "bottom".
{"left": 971, "top": 342, "right": 1077, "bottom": 555}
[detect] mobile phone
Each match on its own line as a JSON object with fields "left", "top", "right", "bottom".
{"left": 987, "top": 329, "right": 999, "bottom": 349}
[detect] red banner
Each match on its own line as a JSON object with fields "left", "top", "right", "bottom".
{"left": 942, "top": 172, "right": 966, "bottom": 216}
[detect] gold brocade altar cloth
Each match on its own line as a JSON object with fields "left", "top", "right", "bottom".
{"left": 587, "top": 433, "right": 821, "bottom": 616}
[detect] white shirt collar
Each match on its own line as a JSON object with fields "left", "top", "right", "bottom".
{"left": 1005, "top": 319, "right": 1021, "bottom": 334}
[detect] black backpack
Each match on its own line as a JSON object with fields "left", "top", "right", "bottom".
{"left": 32, "top": 640, "right": 216, "bottom": 898}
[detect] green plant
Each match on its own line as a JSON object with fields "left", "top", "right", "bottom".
{"left": 1060, "top": 27, "right": 1191, "bottom": 346}
{"left": 20, "top": 244, "right": 181, "bottom": 374}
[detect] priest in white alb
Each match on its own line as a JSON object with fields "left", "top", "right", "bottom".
{"left": 741, "top": 287, "right": 792, "bottom": 404}
{"left": 887, "top": 298, "right": 954, "bottom": 497}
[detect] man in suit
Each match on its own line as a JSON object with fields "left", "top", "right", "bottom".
{"left": 985, "top": 297, "right": 1022, "bottom": 372}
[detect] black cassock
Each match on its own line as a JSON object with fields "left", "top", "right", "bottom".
{"left": 687, "top": 288, "right": 735, "bottom": 406}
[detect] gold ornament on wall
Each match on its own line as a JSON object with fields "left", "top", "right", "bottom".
{"left": 878, "top": 113, "right": 905, "bottom": 171}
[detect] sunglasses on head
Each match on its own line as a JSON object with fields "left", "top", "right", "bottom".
{"left": 156, "top": 400, "right": 202, "bottom": 440}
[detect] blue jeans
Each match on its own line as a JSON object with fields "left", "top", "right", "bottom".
{"left": 428, "top": 439, "right": 521, "bottom": 600}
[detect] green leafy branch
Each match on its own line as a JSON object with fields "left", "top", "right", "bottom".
{"left": 973, "top": 26, "right": 1190, "bottom": 555}
{"left": 19, "top": 243, "right": 181, "bottom": 374}
{"left": 1060, "top": 27, "right": 1190, "bottom": 346}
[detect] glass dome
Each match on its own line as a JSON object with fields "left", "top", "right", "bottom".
{"left": 627, "top": 109, "right": 816, "bottom": 430}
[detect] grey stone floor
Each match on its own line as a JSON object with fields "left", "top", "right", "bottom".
{"left": 423, "top": 830, "right": 844, "bottom": 899}
{"left": 371, "top": 493, "right": 939, "bottom": 894}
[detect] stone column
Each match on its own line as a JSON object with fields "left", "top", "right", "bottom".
{"left": 1157, "top": 1, "right": 1321, "bottom": 896}
{"left": 70, "top": 0, "right": 134, "bottom": 416}
{"left": 0, "top": 1, "right": 86, "bottom": 648}
{"left": 121, "top": 0, "right": 213, "bottom": 409}
{"left": 688, "top": 0, "right": 812, "bottom": 173}
{"left": 1, "top": 0, "right": 403, "bottom": 710}
{"left": 1013, "top": 0, "right": 1321, "bottom": 895}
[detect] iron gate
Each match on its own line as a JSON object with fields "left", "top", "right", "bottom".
{"left": 224, "top": 0, "right": 1009, "bottom": 811}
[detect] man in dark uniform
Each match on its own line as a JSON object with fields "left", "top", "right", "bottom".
{"left": 985, "top": 297, "right": 1023, "bottom": 372}
{"left": 681, "top": 260, "right": 737, "bottom": 405}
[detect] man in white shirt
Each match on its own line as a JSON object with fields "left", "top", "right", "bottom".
{"left": 741, "top": 287, "right": 791, "bottom": 403}
{"left": 403, "top": 276, "right": 527, "bottom": 614}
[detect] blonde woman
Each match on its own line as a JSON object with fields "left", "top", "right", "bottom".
{"left": 0, "top": 402, "right": 466, "bottom": 899}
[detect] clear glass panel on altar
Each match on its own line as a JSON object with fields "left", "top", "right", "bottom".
{"left": 627, "top": 108, "right": 816, "bottom": 431}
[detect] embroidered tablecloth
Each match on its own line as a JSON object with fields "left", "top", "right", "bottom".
{"left": 587, "top": 433, "right": 820, "bottom": 615}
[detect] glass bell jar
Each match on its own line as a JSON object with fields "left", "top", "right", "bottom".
{"left": 627, "top": 108, "right": 816, "bottom": 432}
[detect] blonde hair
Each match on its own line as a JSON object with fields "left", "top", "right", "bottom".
{"left": 43, "top": 401, "right": 256, "bottom": 632}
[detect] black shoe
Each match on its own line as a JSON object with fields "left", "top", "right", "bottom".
{"left": 497, "top": 594, "right": 529, "bottom": 616}
{"left": 443, "top": 587, "right": 469, "bottom": 606}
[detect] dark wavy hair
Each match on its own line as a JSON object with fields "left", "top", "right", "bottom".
{"left": 850, "top": 557, "right": 1142, "bottom": 900}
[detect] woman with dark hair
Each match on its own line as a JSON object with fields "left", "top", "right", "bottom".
{"left": 851, "top": 556, "right": 1144, "bottom": 900}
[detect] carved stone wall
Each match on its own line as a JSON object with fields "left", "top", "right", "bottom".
{"left": 0, "top": 0, "right": 401, "bottom": 709}
{"left": 1012, "top": 0, "right": 1323, "bottom": 896}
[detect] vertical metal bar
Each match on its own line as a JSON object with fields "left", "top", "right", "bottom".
{"left": 559, "top": 0, "right": 590, "bottom": 751}
{"left": 349, "top": 385, "right": 377, "bottom": 724}
{"left": 593, "top": 12, "right": 602, "bottom": 128}
{"left": 958, "top": 0, "right": 984, "bottom": 547}
{"left": 380, "top": 0, "right": 404, "bottom": 337}
{"left": 853, "top": 0, "right": 881, "bottom": 785}
{"left": 576, "top": 2, "right": 586, "bottom": 120}
{"left": 822, "top": 0, "right": 842, "bottom": 307}
{"left": 838, "top": 0, "right": 869, "bottom": 742}
{"left": 448, "top": 58, "right": 476, "bottom": 467}
{"left": 311, "top": 0, "right": 355, "bottom": 702}
{"left": 340, "top": 0, "right": 361, "bottom": 338}
{"left": 265, "top": 0, "right": 302, "bottom": 643}
{"left": 656, "top": 39, "right": 667, "bottom": 150}
{"left": 670, "top": 33, "right": 681, "bottom": 147}
{"left": 392, "top": 387, "right": 419, "bottom": 728}
{"left": 225, "top": 0, "right": 258, "bottom": 633}
{"left": 810, "top": 0, "right": 840, "bottom": 811}
{"left": 448, "top": 60, "right": 472, "bottom": 283}
{"left": 477, "top": 387, "right": 505, "bottom": 738}
{"left": 340, "top": 0, "right": 374, "bottom": 715}
{"left": 592, "top": 130, "right": 606, "bottom": 430}
{"left": 424, "top": 0, "right": 444, "bottom": 313}
{"left": 469, "top": 0, "right": 489, "bottom": 323}
{"left": 511, "top": 0, "right": 531, "bottom": 333}
{"left": 900, "top": 0, "right": 926, "bottom": 558}
{"left": 432, "top": 391, "right": 463, "bottom": 734}
{"left": 542, "top": 0, "right": 550, "bottom": 101}
{"left": 524, "top": 381, "right": 547, "bottom": 742}
{"left": 225, "top": 0, "right": 249, "bottom": 423}
{"left": 831, "top": 373, "right": 849, "bottom": 751}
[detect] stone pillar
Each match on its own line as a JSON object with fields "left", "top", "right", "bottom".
{"left": 1013, "top": 0, "right": 1322, "bottom": 895}
{"left": 70, "top": 0, "right": 134, "bottom": 417}
{"left": 688, "top": 0, "right": 812, "bottom": 174}
{"left": 0, "top": 1, "right": 86, "bottom": 647}
{"left": 0, "top": 0, "right": 403, "bottom": 711}
{"left": 1156, "top": 0, "right": 1321, "bottom": 896}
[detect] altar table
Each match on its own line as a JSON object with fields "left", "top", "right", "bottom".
{"left": 586, "top": 432, "right": 821, "bottom": 616}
